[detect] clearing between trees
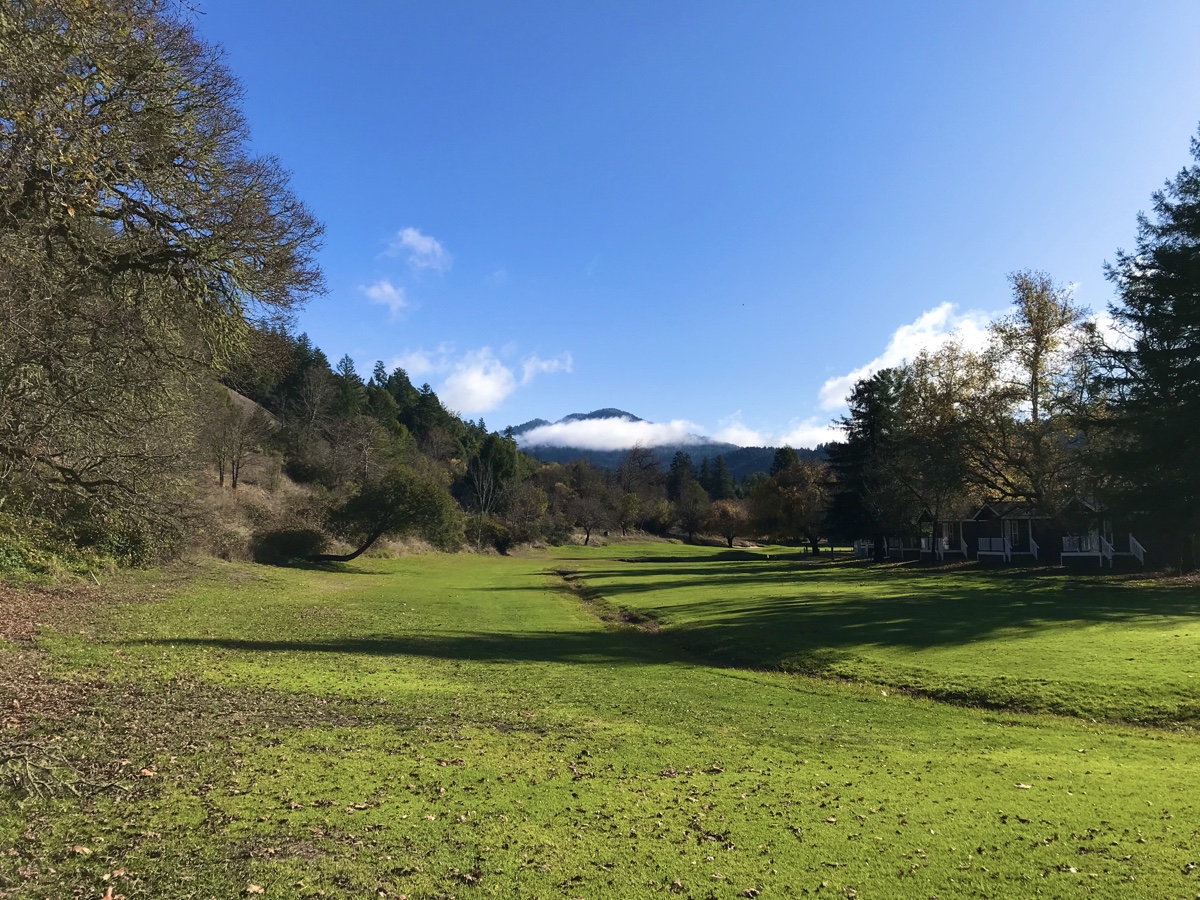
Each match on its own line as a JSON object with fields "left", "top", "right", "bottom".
{"left": 2, "top": 544, "right": 1198, "bottom": 898}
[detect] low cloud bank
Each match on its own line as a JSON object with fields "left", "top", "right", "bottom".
{"left": 712, "top": 411, "right": 841, "bottom": 449}
{"left": 518, "top": 417, "right": 706, "bottom": 451}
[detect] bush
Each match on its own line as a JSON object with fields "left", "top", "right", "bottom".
{"left": 249, "top": 527, "right": 327, "bottom": 565}
{"left": 543, "top": 522, "right": 573, "bottom": 546}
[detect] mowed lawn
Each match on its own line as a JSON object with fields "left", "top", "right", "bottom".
{"left": 0, "top": 546, "right": 1197, "bottom": 899}
{"left": 561, "top": 545, "right": 1200, "bottom": 724}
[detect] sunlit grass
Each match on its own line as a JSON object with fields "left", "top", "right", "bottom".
{"left": 2, "top": 547, "right": 1198, "bottom": 898}
{"left": 567, "top": 546, "right": 1200, "bottom": 724}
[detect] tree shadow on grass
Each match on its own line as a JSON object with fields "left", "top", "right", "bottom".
{"left": 537, "top": 557, "right": 1200, "bottom": 667}
{"left": 264, "top": 560, "right": 394, "bottom": 576}
{"left": 123, "top": 557, "right": 1200, "bottom": 674}
{"left": 126, "top": 627, "right": 685, "bottom": 668}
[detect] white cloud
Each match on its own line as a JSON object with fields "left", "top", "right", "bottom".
{"left": 440, "top": 349, "right": 517, "bottom": 414}
{"left": 712, "top": 422, "right": 767, "bottom": 446}
{"left": 1092, "top": 308, "right": 1133, "bottom": 351}
{"left": 390, "top": 344, "right": 572, "bottom": 415}
{"left": 518, "top": 416, "right": 706, "bottom": 451}
{"left": 817, "top": 302, "right": 993, "bottom": 411}
{"left": 393, "top": 348, "right": 439, "bottom": 378}
{"left": 712, "top": 411, "right": 840, "bottom": 449}
{"left": 386, "top": 226, "right": 452, "bottom": 273}
{"left": 362, "top": 279, "right": 407, "bottom": 316}
{"left": 521, "top": 353, "right": 573, "bottom": 385}
{"left": 776, "top": 418, "right": 843, "bottom": 448}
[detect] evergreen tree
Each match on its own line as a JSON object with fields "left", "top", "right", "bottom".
{"left": 710, "top": 455, "right": 737, "bottom": 500}
{"left": 826, "top": 368, "right": 913, "bottom": 558}
{"left": 666, "top": 451, "right": 696, "bottom": 503}
{"left": 1103, "top": 127, "right": 1200, "bottom": 570}
{"left": 770, "top": 446, "right": 801, "bottom": 476}
{"left": 335, "top": 354, "right": 367, "bottom": 415}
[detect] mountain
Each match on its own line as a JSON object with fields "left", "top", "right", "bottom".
{"left": 508, "top": 409, "right": 826, "bottom": 481}
{"left": 509, "top": 408, "right": 642, "bottom": 437}
{"left": 561, "top": 408, "right": 643, "bottom": 423}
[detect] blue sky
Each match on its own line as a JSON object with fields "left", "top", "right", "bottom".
{"left": 198, "top": 1, "right": 1200, "bottom": 447}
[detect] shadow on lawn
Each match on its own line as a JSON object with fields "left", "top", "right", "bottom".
{"left": 125, "top": 557, "right": 1200, "bottom": 672}
{"left": 126, "top": 627, "right": 683, "bottom": 667}
{"left": 542, "top": 557, "right": 1200, "bottom": 666}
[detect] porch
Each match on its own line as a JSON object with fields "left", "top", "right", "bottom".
{"left": 1060, "top": 532, "right": 1146, "bottom": 567}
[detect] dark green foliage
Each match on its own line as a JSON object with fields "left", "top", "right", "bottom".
{"left": 1104, "top": 127, "right": 1200, "bottom": 569}
{"left": 675, "top": 478, "right": 710, "bottom": 542}
{"left": 666, "top": 451, "right": 696, "bottom": 503}
{"left": 318, "top": 466, "right": 462, "bottom": 562}
{"left": 707, "top": 454, "right": 737, "bottom": 500}
{"left": 249, "top": 527, "right": 328, "bottom": 566}
{"left": 769, "top": 446, "right": 801, "bottom": 476}
{"left": 826, "top": 369, "right": 914, "bottom": 553}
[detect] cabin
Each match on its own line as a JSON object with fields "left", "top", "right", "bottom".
{"left": 859, "top": 501, "right": 1147, "bottom": 571}
{"left": 883, "top": 535, "right": 923, "bottom": 560}
{"left": 911, "top": 498, "right": 1149, "bottom": 568}
{"left": 1056, "top": 498, "right": 1147, "bottom": 568}
{"left": 918, "top": 508, "right": 968, "bottom": 562}
{"left": 968, "top": 502, "right": 1044, "bottom": 562}
{"left": 851, "top": 539, "right": 874, "bottom": 559}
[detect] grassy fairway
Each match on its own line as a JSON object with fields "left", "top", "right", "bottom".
{"left": 2, "top": 547, "right": 1199, "bottom": 898}
{"left": 562, "top": 547, "right": 1200, "bottom": 724}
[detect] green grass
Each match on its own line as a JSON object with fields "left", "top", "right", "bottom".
{"left": 2, "top": 545, "right": 1199, "bottom": 898}
{"left": 565, "top": 547, "right": 1200, "bottom": 724}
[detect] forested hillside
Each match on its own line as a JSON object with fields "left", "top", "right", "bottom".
{"left": 3, "top": 0, "right": 1200, "bottom": 573}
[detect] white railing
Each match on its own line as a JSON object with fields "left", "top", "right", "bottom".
{"left": 853, "top": 540, "right": 874, "bottom": 558}
{"left": 1062, "top": 534, "right": 1100, "bottom": 554}
{"left": 920, "top": 536, "right": 932, "bottom": 552}
{"left": 1100, "top": 535, "right": 1115, "bottom": 566}
{"left": 1129, "top": 533, "right": 1145, "bottom": 565}
{"left": 977, "top": 537, "right": 1012, "bottom": 561}
{"left": 1029, "top": 535, "right": 1039, "bottom": 561}
{"left": 960, "top": 537, "right": 968, "bottom": 556}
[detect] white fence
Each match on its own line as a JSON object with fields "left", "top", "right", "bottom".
{"left": 1062, "top": 534, "right": 1100, "bottom": 554}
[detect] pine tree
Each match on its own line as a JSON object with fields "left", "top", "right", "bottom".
{"left": 1104, "top": 127, "right": 1200, "bottom": 570}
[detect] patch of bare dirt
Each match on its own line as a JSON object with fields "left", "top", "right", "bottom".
{"left": 0, "top": 582, "right": 103, "bottom": 646}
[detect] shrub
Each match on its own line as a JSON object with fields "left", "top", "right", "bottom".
{"left": 249, "top": 527, "right": 327, "bottom": 565}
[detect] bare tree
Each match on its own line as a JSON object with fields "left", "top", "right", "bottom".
{"left": 0, "top": 0, "right": 323, "bottom": 550}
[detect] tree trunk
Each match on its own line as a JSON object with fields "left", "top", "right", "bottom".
{"left": 726, "top": 534, "right": 734, "bottom": 548}
{"left": 307, "top": 527, "right": 386, "bottom": 563}
{"left": 809, "top": 535, "right": 820, "bottom": 555}
{"left": 873, "top": 533, "right": 887, "bottom": 562}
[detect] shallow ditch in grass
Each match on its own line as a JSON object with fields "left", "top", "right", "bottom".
{"left": 555, "top": 564, "right": 1200, "bottom": 730}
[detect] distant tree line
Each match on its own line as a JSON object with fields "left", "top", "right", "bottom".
{"left": 824, "top": 129, "right": 1200, "bottom": 571}
{"left": 3, "top": 1, "right": 1198, "bottom": 572}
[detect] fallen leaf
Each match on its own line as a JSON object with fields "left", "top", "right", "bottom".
{"left": 1015, "top": 783, "right": 1032, "bottom": 790}
{"left": 247, "top": 887, "right": 264, "bottom": 895}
